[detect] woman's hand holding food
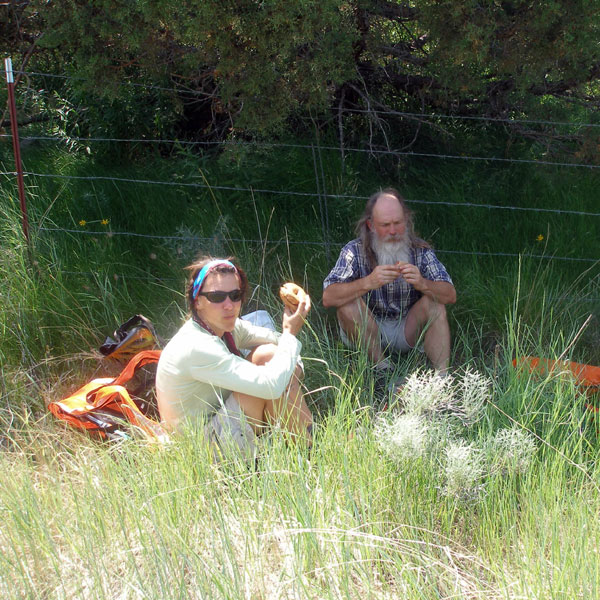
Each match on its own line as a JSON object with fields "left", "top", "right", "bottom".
{"left": 280, "top": 283, "right": 311, "bottom": 336}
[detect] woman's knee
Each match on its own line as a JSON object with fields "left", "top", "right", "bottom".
{"left": 248, "top": 343, "right": 277, "bottom": 365}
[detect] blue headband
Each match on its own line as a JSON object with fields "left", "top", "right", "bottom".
{"left": 192, "top": 260, "right": 236, "bottom": 299}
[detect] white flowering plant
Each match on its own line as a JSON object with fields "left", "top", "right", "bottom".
{"left": 375, "top": 368, "right": 536, "bottom": 501}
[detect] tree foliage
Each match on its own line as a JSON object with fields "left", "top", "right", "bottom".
{"left": 3, "top": 0, "right": 600, "bottom": 156}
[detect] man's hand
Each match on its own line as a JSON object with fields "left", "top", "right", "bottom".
{"left": 397, "top": 262, "right": 426, "bottom": 291}
{"left": 397, "top": 263, "right": 457, "bottom": 305}
{"left": 322, "top": 264, "right": 404, "bottom": 308}
{"left": 282, "top": 293, "right": 311, "bottom": 336}
{"left": 366, "top": 264, "right": 403, "bottom": 290}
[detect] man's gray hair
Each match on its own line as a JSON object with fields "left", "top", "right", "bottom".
{"left": 356, "top": 188, "right": 429, "bottom": 269}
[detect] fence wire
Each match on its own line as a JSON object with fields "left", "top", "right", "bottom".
{"left": 15, "top": 69, "right": 600, "bottom": 130}
{"left": 37, "top": 227, "right": 599, "bottom": 264}
{"left": 3, "top": 68, "right": 600, "bottom": 269}
{"left": 3, "top": 132, "right": 600, "bottom": 170}
{"left": 2, "top": 169, "right": 599, "bottom": 219}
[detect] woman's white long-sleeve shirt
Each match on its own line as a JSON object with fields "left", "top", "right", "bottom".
{"left": 156, "top": 318, "right": 301, "bottom": 427}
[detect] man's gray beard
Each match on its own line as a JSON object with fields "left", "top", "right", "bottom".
{"left": 371, "top": 232, "right": 412, "bottom": 265}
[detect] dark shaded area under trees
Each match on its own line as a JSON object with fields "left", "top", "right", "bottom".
{"left": 3, "top": 0, "right": 600, "bottom": 161}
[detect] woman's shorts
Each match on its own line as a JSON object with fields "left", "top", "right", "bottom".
{"left": 206, "top": 393, "right": 257, "bottom": 460}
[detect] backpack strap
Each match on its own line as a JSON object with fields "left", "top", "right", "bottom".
{"left": 112, "top": 349, "right": 162, "bottom": 386}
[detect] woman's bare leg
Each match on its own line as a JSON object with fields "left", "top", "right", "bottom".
{"left": 234, "top": 344, "right": 312, "bottom": 443}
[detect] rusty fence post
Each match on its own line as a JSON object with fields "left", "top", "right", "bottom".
{"left": 4, "top": 57, "right": 30, "bottom": 245}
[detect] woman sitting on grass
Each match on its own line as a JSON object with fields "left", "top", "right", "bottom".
{"left": 156, "top": 256, "right": 313, "bottom": 457}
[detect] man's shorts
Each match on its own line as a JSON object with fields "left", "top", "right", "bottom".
{"left": 206, "top": 393, "right": 256, "bottom": 461}
{"left": 339, "top": 316, "right": 421, "bottom": 354}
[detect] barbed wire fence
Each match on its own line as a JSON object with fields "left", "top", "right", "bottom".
{"left": 1, "top": 163, "right": 599, "bottom": 266}
{"left": 2, "top": 67, "right": 600, "bottom": 287}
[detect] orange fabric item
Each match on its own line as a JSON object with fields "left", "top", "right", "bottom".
{"left": 512, "top": 355, "right": 600, "bottom": 411}
{"left": 512, "top": 356, "right": 600, "bottom": 387}
{"left": 48, "top": 350, "right": 168, "bottom": 442}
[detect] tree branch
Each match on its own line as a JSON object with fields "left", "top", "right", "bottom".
{"left": 365, "top": 0, "right": 418, "bottom": 22}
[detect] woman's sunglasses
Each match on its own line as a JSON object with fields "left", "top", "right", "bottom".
{"left": 197, "top": 289, "right": 243, "bottom": 303}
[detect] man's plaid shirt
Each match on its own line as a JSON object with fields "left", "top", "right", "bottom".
{"left": 323, "top": 238, "right": 453, "bottom": 321}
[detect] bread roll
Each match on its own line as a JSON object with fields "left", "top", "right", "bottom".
{"left": 279, "top": 282, "right": 307, "bottom": 311}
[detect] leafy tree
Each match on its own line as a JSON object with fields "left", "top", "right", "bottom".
{"left": 3, "top": 0, "right": 600, "bottom": 158}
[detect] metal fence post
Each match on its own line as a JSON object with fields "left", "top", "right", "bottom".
{"left": 4, "top": 57, "right": 30, "bottom": 245}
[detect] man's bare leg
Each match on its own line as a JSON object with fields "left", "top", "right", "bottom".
{"left": 336, "top": 298, "right": 386, "bottom": 364}
{"left": 404, "top": 296, "right": 451, "bottom": 374}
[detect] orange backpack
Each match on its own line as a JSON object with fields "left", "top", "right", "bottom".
{"left": 48, "top": 350, "right": 168, "bottom": 442}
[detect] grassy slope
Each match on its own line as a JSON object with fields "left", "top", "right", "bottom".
{"left": 1, "top": 141, "right": 599, "bottom": 598}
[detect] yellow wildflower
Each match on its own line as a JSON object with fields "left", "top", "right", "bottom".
{"left": 79, "top": 220, "right": 87, "bottom": 226}
{"left": 101, "top": 219, "right": 109, "bottom": 226}
{"left": 536, "top": 234, "right": 544, "bottom": 242}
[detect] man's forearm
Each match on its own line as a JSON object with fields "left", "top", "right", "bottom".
{"left": 322, "top": 279, "right": 371, "bottom": 308}
{"left": 418, "top": 280, "right": 457, "bottom": 305}
{"left": 323, "top": 275, "right": 456, "bottom": 308}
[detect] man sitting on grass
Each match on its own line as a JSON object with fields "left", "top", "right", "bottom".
{"left": 322, "top": 188, "right": 456, "bottom": 378}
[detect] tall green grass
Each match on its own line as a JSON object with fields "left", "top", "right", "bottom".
{"left": 1, "top": 338, "right": 598, "bottom": 598}
{"left": 1, "top": 143, "right": 599, "bottom": 598}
